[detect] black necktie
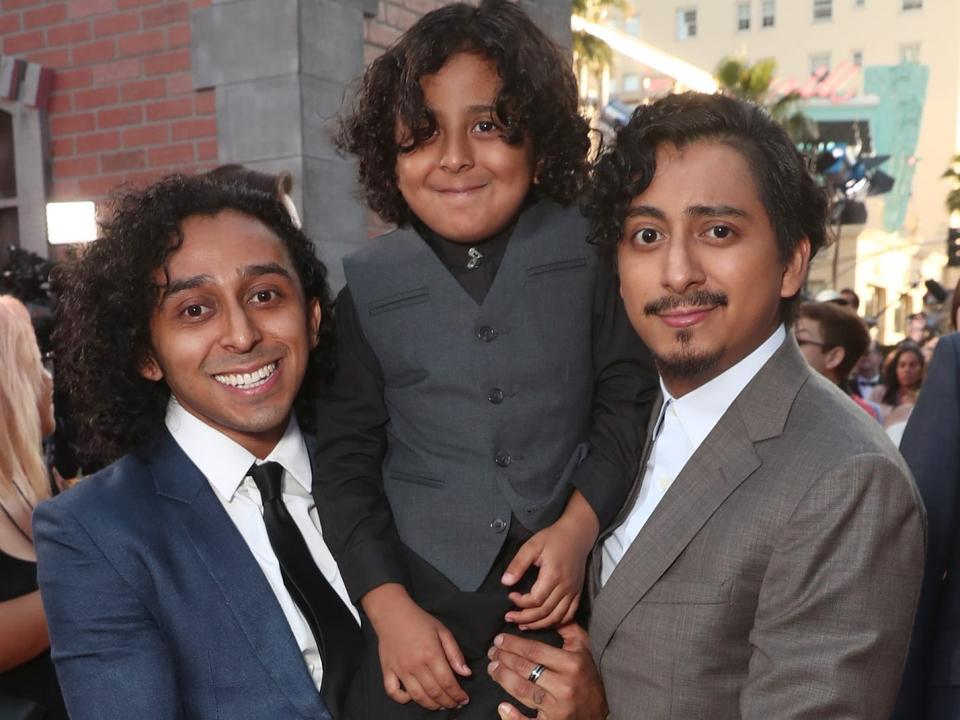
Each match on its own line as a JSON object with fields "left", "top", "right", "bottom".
{"left": 248, "top": 462, "right": 362, "bottom": 719}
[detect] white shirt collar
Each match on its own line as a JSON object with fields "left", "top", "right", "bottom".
{"left": 165, "top": 397, "right": 312, "bottom": 501}
{"left": 660, "top": 324, "right": 786, "bottom": 450}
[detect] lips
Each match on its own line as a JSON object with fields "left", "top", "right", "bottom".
{"left": 433, "top": 183, "right": 487, "bottom": 195}
{"left": 658, "top": 306, "right": 717, "bottom": 328}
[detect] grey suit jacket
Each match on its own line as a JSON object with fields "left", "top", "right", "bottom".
{"left": 589, "top": 336, "right": 925, "bottom": 720}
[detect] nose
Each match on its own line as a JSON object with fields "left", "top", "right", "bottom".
{"left": 439, "top": 131, "right": 473, "bottom": 173}
{"left": 661, "top": 234, "right": 705, "bottom": 295}
{"left": 220, "top": 300, "right": 262, "bottom": 353}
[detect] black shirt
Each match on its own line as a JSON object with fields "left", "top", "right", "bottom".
{"left": 313, "top": 211, "right": 658, "bottom": 600}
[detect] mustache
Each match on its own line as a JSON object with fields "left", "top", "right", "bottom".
{"left": 644, "top": 290, "right": 729, "bottom": 316}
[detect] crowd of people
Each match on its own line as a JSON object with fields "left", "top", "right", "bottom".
{"left": 0, "top": 1, "right": 955, "bottom": 719}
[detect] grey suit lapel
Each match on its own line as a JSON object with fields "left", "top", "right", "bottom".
{"left": 589, "top": 336, "right": 811, "bottom": 658}
{"left": 148, "top": 431, "right": 324, "bottom": 718}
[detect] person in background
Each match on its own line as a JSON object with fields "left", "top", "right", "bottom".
{"left": 840, "top": 287, "right": 860, "bottom": 311}
{"left": 907, "top": 312, "right": 928, "bottom": 344}
{"left": 0, "top": 296, "right": 67, "bottom": 720}
{"left": 870, "top": 343, "right": 925, "bottom": 443}
{"left": 921, "top": 333, "right": 940, "bottom": 365}
{"left": 205, "top": 164, "right": 303, "bottom": 229}
{"left": 893, "top": 327, "right": 960, "bottom": 718}
{"left": 852, "top": 341, "right": 886, "bottom": 401}
{"left": 871, "top": 343, "right": 925, "bottom": 411}
{"left": 795, "top": 301, "right": 878, "bottom": 420}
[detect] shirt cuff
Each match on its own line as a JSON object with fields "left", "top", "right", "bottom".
{"left": 338, "top": 538, "right": 410, "bottom": 604}
{"left": 569, "top": 455, "right": 631, "bottom": 532}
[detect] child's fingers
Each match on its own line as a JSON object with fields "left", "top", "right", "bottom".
{"left": 506, "top": 569, "right": 559, "bottom": 612}
{"left": 506, "top": 585, "right": 563, "bottom": 625}
{"left": 560, "top": 594, "right": 580, "bottom": 625}
{"left": 399, "top": 672, "right": 443, "bottom": 711}
{"left": 383, "top": 669, "right": 411, "bottom": 704}
{"left": 423, "top": 655, "right": 469, "bottom": 708}
{"left": 501, "top": 536, "right": 543, "bottom": 586}
{"left": 520, "top": 594, "right": 573, "bottom": 631}
{"left": 438, "top": 626, "right": 473, "bottom": 677}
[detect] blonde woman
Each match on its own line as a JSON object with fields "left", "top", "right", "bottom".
{"left": 0, "top": 295, "right": 66, "bottom": 719}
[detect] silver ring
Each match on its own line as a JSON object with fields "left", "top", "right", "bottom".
{"left": 527, "top": 663, "right": 545, "bottom": 684}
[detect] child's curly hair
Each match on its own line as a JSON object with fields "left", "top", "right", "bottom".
{"left": 337, "top": 0, "right": 590, "bottom": 225}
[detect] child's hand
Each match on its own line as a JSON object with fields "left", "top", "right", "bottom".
{"left": 362, "top": 583, "right": 472, "bottom": 710}
{"left": 501, "top": 491, "right": 600, "bottom": 631}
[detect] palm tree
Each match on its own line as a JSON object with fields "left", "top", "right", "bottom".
{"left": 572, "top": 0, "right": 623, "bottom": 107}
{"left": 715, "top": 57, "right": 817, "bottom": 143}
{"left": 943, "top": 154, "right": 960, "bottom": 214}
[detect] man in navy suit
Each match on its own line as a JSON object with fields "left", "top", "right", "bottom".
{"left": 893, "top": 331, "right": 960, "bottom": 719}
{"left": 33, "top": 174, "right": 359, "bottom": 720}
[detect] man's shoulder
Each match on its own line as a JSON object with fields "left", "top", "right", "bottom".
{"left": 343, "top": 224, "right": 421, "bottom": 270}
{"left": 36, "top": 446, "right": 159, "bottom": 529}
{"left": 780, "top": 371, "right": 908, "bottom": 472}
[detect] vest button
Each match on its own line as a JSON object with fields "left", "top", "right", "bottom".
{"left": 490, "top": 518, "right": 508, "bottom": 533}
{"left": 477, "top": 325, "right": 498, "bottom": 342}
{"left": 488, "top": 388, "right": 504, "bottom": 404}
{"left": 495, "top": 451, "right": 512, "bottom": 468}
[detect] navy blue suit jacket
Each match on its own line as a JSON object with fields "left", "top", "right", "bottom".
{"left": 33, "top": 430, "right": 334, "bottom": 720}
{"left": 893, "top": 332, "right": 960, "bottom": 719}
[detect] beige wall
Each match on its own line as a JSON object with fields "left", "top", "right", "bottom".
{"left": 607, "top": 0, "right": 960, "bottom": 341}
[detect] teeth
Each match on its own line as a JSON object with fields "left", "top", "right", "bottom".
{"left": 214, "top": 362, "right": 277, "bottom": 389}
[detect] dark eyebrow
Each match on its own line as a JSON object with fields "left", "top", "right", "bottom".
{"left": 625, "top": 204, "right": 749, "bottom": 222}
{"left": 467, "top": 104, "right": 496, "bottom": 114}
{"left": 160, "top": 274, "right": 212, "bottom": 302}
{"left": 625, "top": 205, "right": 667, "bottom": 221}
{"left": 241, "top": 262, "right": 293, "bottom": 281}
{"left": 685, "top": 204, "right": 749, "bottom": 219}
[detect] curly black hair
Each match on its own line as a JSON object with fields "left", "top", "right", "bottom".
{"left": 52, "top": 174, "right": 334, "bottom": 464}
{"left": 336, "top": 0, "right": 589, "bottom": 225}
{"left": 584, "top": 92, "right": 830, "bottom": 324}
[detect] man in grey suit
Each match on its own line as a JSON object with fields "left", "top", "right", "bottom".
{"left": 487, "top": 92, "right": 925, "bottom": 719}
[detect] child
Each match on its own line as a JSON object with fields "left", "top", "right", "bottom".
{"left": 313, "top": 1, "right": 656, "bottom": 717}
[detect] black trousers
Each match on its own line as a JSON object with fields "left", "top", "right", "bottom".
{"left": 351, "top": 519, "right": 562, "bottom": 719}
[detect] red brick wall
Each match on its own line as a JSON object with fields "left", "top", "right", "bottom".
{"left": 0, "top": 0, "right": 217, "bottom": 203}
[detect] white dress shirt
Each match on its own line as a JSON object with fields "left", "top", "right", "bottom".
{"left": 165, "top": 399, "right": 360, "bottom": 691}
{"left": 601, "top": 325, "right": 786, "bottom": 585}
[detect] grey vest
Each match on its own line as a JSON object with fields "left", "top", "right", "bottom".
{"left": 343, "top": 200, "right": 596, "bottom": 590}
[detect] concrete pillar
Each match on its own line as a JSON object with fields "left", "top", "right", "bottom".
{"left": 520, "top": 0, "right": 573, "bottom": 52}
{"left": 191, "top": 0, "right": 368, "bottom": 290}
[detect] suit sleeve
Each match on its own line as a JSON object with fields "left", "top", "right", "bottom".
{"left": 891, "top": 334, "right": 960, "bottom": 719}
{"left": 568, "top": 259, "right": 659, "bottom": 530}
{"left": 741, "top": 452, "right": 925, "bottom": 720}
{"left": 311, "top": 286, "right": 409, "bottom": 603}
{"left": 33, "top": 500, "right": 184, "bottom": 720}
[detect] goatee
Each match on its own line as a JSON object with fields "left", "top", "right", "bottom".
{"left": 652, "top": 328, "right": 723, "bottom": 381}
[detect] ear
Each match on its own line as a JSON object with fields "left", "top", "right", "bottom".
{"left": 780, "top": 236, "right": 811, "bottom": 300}
{"left": 307, "top": 298, "right": 322, "bottom": 349}
{"left": 139, "top": 353, "right": 164, "bottom": 382}
{"left": 824, "top": 345, "right": 846, "bottom": 372}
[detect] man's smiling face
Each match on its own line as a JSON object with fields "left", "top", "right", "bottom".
{"left": 140, "top": 209, "right": 320, "bottom": 458}
{"left": 617, "top": 139, "right": 808, "bottom": 397}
